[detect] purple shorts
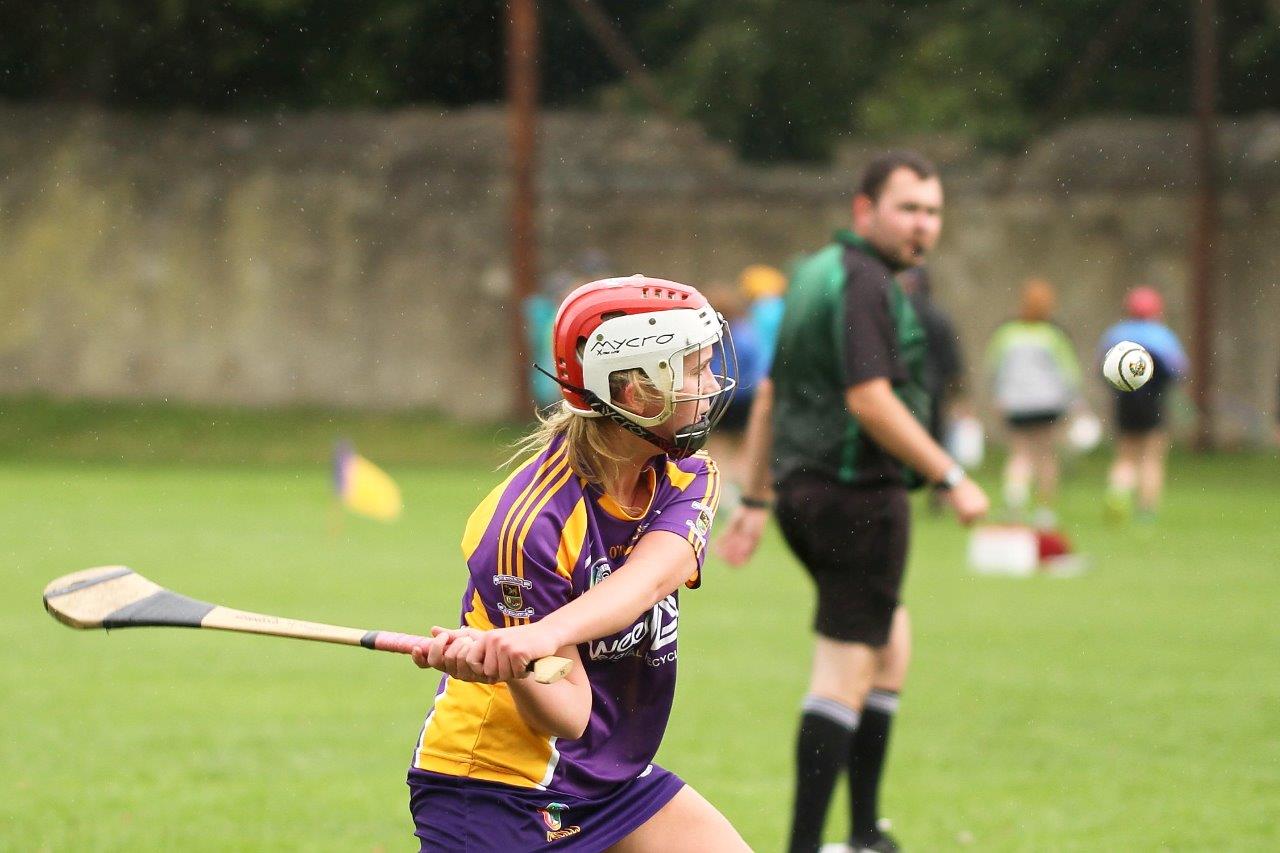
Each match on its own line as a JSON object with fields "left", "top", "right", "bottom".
{"left": 407, "top": 765, "right": 685, "bottom": 851}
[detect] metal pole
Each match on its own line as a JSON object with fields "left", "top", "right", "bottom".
{"left": 507, "top": 0, "right": 539, "bottom": 420}
{"left": 1189, "top": 0, "right": 1218, "bottom": 449}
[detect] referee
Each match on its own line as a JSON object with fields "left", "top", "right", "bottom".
{"left": 718, "top": 152, "right": 988, "bottom": 853}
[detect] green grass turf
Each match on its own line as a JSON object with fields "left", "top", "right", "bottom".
{"left": 2, "top": 402, "right": 1278, "bottom": 850}
{"left": 0, "top": 395, "right": 513, "bottom": 467}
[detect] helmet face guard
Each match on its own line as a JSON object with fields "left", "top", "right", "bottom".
{"left": 542, "top": 276, "right": 739, "bottom": 459}
{"left": 663, "top": 321, "right": 738, "bottom": 456}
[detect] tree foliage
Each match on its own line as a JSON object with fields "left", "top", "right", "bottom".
{"left": 0, "top": 0, "right": 1275, "bottom": 160}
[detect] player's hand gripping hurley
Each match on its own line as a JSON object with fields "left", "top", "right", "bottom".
{"left": 43, "top": 566, "right": 572, "bottom": 684}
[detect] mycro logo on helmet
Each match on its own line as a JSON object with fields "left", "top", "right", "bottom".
{"left": 589, "top": 333, "right": 675, "bottom": 356}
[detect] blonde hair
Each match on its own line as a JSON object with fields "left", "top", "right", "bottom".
{"left": 506, "top": 369, "right": 665, "bottom": 500}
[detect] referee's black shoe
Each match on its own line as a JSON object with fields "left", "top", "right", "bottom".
{"left": 852, "top": 831, "right": 901, "bottom": 853}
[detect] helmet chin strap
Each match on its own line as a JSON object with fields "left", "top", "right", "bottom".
{"left": 672, "top": 416, "right": 713, "bottom": 454}
{"left": 533, "top": 364, "right": 706, "bottom": 459}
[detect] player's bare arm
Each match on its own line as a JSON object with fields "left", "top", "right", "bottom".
{"left": 503, "top": 644, "right": 591, "bottom": 738}
{"left": 467, "top": 530, "right": 695, "bottom": 665}
{"left": 844, "top": 377, "right": 989, "bottom": 524}
{"left": 545, "top": 531, "right": 694, "bottom": 640}
{"left": 410, "top": 626, "right": 593, "bottom": 738}
{"left": 418, "top": 529, "right": 696, "bottom": 737}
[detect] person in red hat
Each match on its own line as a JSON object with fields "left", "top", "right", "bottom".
{"left": 1097, "top": 286, "right": 1188, "bottom": 521}
{"left": 401, "top": 276, "right": 749, "bottom": 851}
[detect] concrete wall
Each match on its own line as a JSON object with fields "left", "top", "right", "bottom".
{"left": 1, "top": 104, "right": 1277, "bottom": 440}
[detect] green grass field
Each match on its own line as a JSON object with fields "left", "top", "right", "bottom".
{"left": 3, "top": 399, "right": 1278, "bottom": 850}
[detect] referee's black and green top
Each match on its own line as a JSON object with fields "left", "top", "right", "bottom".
{"left": 769, "top": 229, "right": 929, "bottom": 488}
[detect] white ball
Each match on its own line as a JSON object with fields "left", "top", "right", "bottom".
{"left": 1102, "top": 341, "right": 1154, "bottom": 392}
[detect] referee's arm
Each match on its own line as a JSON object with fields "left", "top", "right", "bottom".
{"left": 737, "top": 378, "right": 774, "bottom": 503}
{"left": 845, "top": 378, "right": 987, "bottom": 524}
{"left": 715, "top": 379, "right": 774, "bottom": 567}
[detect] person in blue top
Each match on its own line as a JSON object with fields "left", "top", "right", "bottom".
{"left": 527, "top": 251, "right": 615, "bottom": 408}
{"left": 525, "top": 278, "right": 566, "bottom": 407}
{"left": 740, "top": 264, "right": 788, "bottom": 371}
{"left": 708, "top": 283, "right": 768, "bottom": 432}
{"left": 1097, "top": 286, "right": 1189, "bottom": 521}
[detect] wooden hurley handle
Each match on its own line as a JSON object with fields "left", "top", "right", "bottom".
{"left": 42, "top": 565, "right": 574, "bottom": 684}
{"left": 362, "top": 631, "right": 573, "bottom": 684}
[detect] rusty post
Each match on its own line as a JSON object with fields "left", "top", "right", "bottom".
{"left": 507, "top": 0, "right": 539, "bottom": 420}
{"left": 1189, "top": 0, "right": 1218, "bottom": 449}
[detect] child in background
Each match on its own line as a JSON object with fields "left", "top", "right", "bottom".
{"left": 739, "top": 264, "right": 787, "bottom": 367}
{"left": 1098, "top": 286, "right": 1188, "bottom": 521}
{"left": 706, "top": 284, "right": 765, "bottom": 432}
{"left": 704, "top": 270, "right": 780, "bottom": 485}
{"left": 986, "top": 278, "right": 1082, "bottom": 525}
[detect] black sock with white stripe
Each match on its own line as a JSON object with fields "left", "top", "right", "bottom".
{"left": 849, "top": 688, "right": 900, "bottom": 841}
{"left": 787, "top": 695, "right": 859, "bottom": 853}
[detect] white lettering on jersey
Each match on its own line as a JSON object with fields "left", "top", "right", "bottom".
{"left": 588, "top": 556, "right": 612, "bottom": 588}
{"left": 648, "top": 595, "right": 679, "bottom": 652}
{"left": 587, "top": 594, "right": 678, "bottom": 665}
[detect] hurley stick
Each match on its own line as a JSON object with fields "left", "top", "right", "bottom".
{"left": 43, "top": 565, "right": 572, "bottom": 684}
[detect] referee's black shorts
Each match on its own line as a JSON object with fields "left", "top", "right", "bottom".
{"left": 774, "top": 473, "right": 910, "bottom": 647}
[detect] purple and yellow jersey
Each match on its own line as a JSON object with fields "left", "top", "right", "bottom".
{"left": 411, "top": 433, "right": 720, "bottom": 799}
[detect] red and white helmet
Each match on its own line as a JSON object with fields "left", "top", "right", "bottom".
{"left": 546, "top": 275, "right": 737, "bottom": 457}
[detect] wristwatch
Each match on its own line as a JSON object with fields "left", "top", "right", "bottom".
{"left": 935, "top": 463, "right": 966, "bottom": 491}
{"left": 740, "top": 495, "right": 773, "bottom": 510}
